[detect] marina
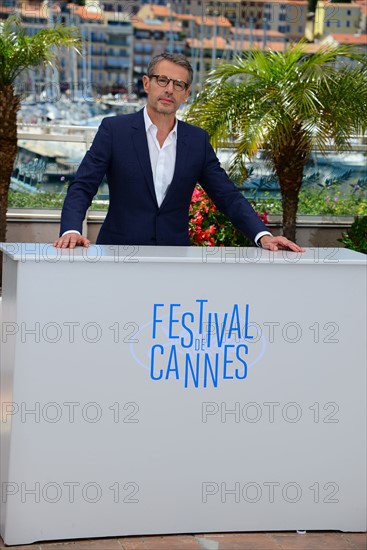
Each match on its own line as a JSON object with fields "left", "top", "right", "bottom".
{"left": 12, "top": 129, "right": 367, "bottom": 200}
{"left": 10, "top": 91, "right": 367, "bottom": 200}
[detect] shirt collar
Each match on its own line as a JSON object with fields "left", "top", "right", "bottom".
{"left": 143, "top": 105, "right": 178, "bottom": 136}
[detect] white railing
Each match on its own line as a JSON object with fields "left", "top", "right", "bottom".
{"left": 17, "top": 124, "right": 367, "bottom": 150}
{"left": 17, "top": 124, "right": 98, "bottom": 148}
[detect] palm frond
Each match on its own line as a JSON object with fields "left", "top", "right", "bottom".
{"left": 0, "top": 16, "right": 81, "bottom": 88}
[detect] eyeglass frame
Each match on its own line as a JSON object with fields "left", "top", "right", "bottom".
{"left": 149, "top": 74, "right": 189, "bottom": 92}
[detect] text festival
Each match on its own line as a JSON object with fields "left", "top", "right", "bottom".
{"left": 149, "top": 300, "right": 256, "bottom": 389}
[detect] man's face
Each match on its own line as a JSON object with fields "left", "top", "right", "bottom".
{"left": 143, "top": 60, "right": 191, "bottom": 116}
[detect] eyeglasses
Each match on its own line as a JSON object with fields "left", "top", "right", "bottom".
{"left": 149, "top": 74, "right": 189, "bottom": 92}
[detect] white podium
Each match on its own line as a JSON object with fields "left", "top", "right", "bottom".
{"left": 0, "top": 244, "right": 366, "bottom": 545}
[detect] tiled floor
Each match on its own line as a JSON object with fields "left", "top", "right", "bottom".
{"left": 1, "top": 532, "right": 366, "bottom": 550}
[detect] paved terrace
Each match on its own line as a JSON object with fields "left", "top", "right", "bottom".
{"left": 1, "top": 532, "right": 366, "bottom": 549}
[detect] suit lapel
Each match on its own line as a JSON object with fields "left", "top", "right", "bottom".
{"left": 161, "top": 120, "right": 189, "bottom": 207}
{"left": 131, "top": 110, "right": 158, "bottom": 206}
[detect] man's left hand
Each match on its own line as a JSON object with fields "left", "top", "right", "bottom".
{"left": 259, "top": 235, "right": 305, "bottom": 252}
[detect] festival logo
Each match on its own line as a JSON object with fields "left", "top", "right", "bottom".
{"left": 130, "top": 299, "right": 266, "bottom": 389}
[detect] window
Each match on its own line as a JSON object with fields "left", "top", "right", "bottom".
{"left": 135, "top": 31, "right": 150, "bottom": 39}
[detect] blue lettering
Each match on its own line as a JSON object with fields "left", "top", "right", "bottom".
{"left": 203, "top": 353, "right": 219, "bottom": 388}
{"left": 214, "top": 312, "right": 228, "bottom": 347}
{"left": 166, "top": 345, "right": 179, "bottom": 379}
{"left": 223, "top": 345, "right": 234, "bottom": 379}
{"left": 181, "top": 312, "right": 194, "bottom": 348}
{"left": 152, "top": 304, "right": 164, "bottom": 339}
{"left": 150, "top": 344, "right": 164, "bottom": 380}
{"left": 235, "top": 344, "right": 248, "bottom": 379}
{"left": 207, "top": 312, "right": 212, "bottom": 348}
{"left": 168, "top": 303, "right": 181, "bottom": 339}
{"left": 196, "top": 299, "right": 208, "bottom": 335}
{"left": 228, "top": 305, "right": 242, "bottom": 340}
{"left": 184, "top": 354, "right": 200, "bottom": 388}
{"left": 194, "top": 339, "right": 201, "bottom": 351}
{"left": 244, "top": 304, "right": 253, "bottom": 339}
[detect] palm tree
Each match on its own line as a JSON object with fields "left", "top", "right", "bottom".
{"left": 185, "top": 42, "right": 367, "bottom": 241}
{"left": 0, "top": 16, "right": 81, "bottom": 271}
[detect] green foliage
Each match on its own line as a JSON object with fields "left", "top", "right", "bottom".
{"left": 0, "top": 16, "right": 81, "bottom": 88}
{"left": 8, "top": 182, "right": 367, "bottom": 216}
{"left": 298, "top": 186, "right": 367, "bottom": 216}
{"left": 8, "top": 190, "right": 66, "bottom": 209}
{"left": 186, "top": 42, "right": 367, "bottom": 157}
{"left": 251, "top": 184, "right": 367, "bottom": 216}
{"left": 185, "top": 42, "right": 367, "bottom": 240}
{"left": 338, "top": 216, "right": 367, "bottom": 253}
{"left": 8, "top": 189, "right": 108, "bottom": 210}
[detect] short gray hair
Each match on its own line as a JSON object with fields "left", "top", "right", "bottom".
{"left": 146, "top": 53, "right": 193, "bottom": 87}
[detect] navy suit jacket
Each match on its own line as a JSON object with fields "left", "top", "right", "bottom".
{"left": 60, "top": 108, "right": 268, "bottom": 245}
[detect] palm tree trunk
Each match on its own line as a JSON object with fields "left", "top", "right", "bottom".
{"left": 281, "top": 190, "right": 299, "bottom": 242}
{"left": 271, "top": 127, "right": 310, "bottom": 243}
{"left": 0, "top": 85, "right": 20, "bottom": 285}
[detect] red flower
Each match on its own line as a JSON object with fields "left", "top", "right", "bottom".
{"left": 189, "top": 184, "right": 267, "bottom": 247}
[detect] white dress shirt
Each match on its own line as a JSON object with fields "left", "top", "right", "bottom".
{"left": 144, "top": 106, "right": 177, "bottom": 207}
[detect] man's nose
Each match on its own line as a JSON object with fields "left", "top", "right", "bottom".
{"left": 165, "top": 79, "right": 175, "bottom": 92}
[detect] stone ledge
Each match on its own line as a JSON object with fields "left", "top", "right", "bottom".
{"left": 6, "top": 209, "right": 356, "bottom": 227}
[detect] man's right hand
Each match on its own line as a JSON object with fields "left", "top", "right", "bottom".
{"left": 53, "top": 233, "right": 90, "bottom": 249}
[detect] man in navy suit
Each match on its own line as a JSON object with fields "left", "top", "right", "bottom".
{"left": 54, "top": 53, "right": 303, "bottom": 252}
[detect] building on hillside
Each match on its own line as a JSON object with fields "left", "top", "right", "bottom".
{"left": 61, "top": 4, "right": 133, "bottom": 95}
{"left": 133, "top": 5, "right": 232, "bottom": 77}
{"left": 101, "top": 0, "right": 140, "bottom": 16}
{"left": 236, "top": 0, "right": 308, "bottom": 41}
{"left": 354, "top": 0, "right": 367, "bottom": 32}
{"left": 132, "top": 18, "right": 186, "bottom": 79}
{"left": 185, "top": 35, "right": 231, "bottom": 81}
{"left": 191, "top": 0, "right": 242, "bottom": 25}
{"left": 314, "top": 2, "right": 362, "bottom": 38}
{"left": 229, "top": 26, "right": 288, "bottom": 54}
{"left": 137, "top": 3, "right": 173, "bottom": 21}
{"left": 2, "top": 1, "right": 134, "bottom": 97}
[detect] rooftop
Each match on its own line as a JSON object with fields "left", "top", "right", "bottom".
{"left": 325, "top": 33, "right": 367, "bottom": 44}
{"left": 193, "top": 15, "right": 232, "bottom": 28}
{"left": 187, "top": 36, "right": 230, "bottom": 50}
{"left": 133, "top": 19, "right": 182, "bottom": 32}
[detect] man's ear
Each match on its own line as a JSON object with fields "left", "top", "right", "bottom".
{"left": 184, "top": 88, "right": 191, "bottom": 101}
{"left": 142, "top": 75, "right": 150, "bottom": 93}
